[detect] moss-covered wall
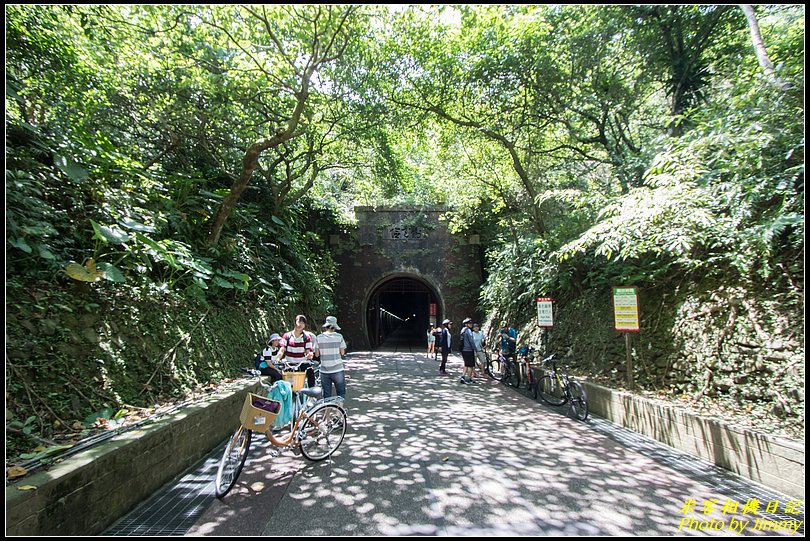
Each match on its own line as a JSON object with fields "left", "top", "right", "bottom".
{"left": 487, "top": 280, "right": 804, "bottom": 437}
{"left": 6, "top": 281, "right": 286, "bottom": 443}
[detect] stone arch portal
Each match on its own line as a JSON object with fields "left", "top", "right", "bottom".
{"left": 331, "top": 206, "right": 482, "bottom": 351}
{"left": 365, "top": 275, "right": 443, "bottom": 350}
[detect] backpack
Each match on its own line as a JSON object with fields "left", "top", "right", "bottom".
{"left": 254, "top": 346, "right": 277, "bottom": 370}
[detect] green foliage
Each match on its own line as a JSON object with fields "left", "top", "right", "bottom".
{"left": 4, "top": 4, "right": 804, "bottom": 450}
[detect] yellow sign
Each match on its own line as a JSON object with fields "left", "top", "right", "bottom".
{"left": 613, "top": 286, "right": 640, "bottom": 332}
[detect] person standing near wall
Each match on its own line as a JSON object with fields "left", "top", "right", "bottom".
{"left": 459, "top": 318, "right": 476, "bottom": 384}
{"left": 255, "top": 333, "right": 283, "bottom": 383}
{"left": 314, "top": 316, "right": 347, "bottom": 399}
{"left": 438, "top": 319, "right": 452, "bottom": 374}
{"left": 471, "top": 323, "right": 487, "bottom": 379}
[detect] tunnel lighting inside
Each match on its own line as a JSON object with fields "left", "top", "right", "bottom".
{"left": 366, "top": 277, "right": 440, "bottom": 350}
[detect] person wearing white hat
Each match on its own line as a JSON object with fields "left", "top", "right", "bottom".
{"left": 255, "top": 333, "right": 283, "bottom": 383}
{"left": 314, "top": 316, "right": 347, "bottom": 399}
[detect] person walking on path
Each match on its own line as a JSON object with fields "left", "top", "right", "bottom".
{"left": 433, "top": 325, "right": 443, "bottom": 362}
{"left": 438, "top": 319, "right": 452, "bottom": 374}
{"left": 427, "top": 325, "right": 436, "bottom": 356}
{"left": 459, "top": 318, "right": 476, "bottom": 384}
{"left": 277, "top": 315, "right": 316, "bottom": 387}
{"left": 471, "top": 323, "right": 487, "bottom": 379}
{"left": 314, "top": 316, "right": 347, "bottom": 399}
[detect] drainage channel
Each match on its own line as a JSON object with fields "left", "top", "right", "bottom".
{"left": 103, "top": 435, "right": 279, "bottom": 536}
{"left": 102, "top": 442, "right": 223, "bottom": 536}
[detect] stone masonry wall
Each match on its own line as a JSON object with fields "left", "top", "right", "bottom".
{"left": 332, "top": 206, "right": 483, "bottom": 349}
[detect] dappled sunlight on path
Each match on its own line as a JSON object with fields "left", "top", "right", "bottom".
{"left": 233, "top": 351, "right": 803, "bottom": 536}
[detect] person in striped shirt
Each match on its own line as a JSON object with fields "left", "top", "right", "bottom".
{"left": 276, "top": 314, "right": 316, "bottom": 387}
{"left": 314, "top": 316, "right": 347, "bottom": 399}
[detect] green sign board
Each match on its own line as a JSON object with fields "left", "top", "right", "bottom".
{"left": 613, "top": 286, "right": 640, "bottom": 332}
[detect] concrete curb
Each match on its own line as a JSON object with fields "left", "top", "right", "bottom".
{"left": 583, "top": 381, "right": 805, "bottom": 499}
{"left": 5, "top": 382, "right": 254, "bottom": 536}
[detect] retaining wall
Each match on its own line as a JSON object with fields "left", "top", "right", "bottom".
{"left": 583, "top": 381, "right": 805, "bottom": 499}
{"left": 5, "top": 382, "right": 254, "bottom": 536}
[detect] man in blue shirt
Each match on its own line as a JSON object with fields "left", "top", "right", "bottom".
{"left": 498, "top": 321, "right": 517, "bottom": 360}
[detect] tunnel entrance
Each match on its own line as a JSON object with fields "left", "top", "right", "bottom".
{"left": 366, "top": 277, "right": 442, "bottom": 351}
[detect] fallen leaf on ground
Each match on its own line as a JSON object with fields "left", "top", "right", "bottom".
{"left": 7, "top": 466, "right": 28, "bottom": 478}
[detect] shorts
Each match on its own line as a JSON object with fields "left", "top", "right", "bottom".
{"left": 461, "top": 350, "right": 476, "bottom": 368}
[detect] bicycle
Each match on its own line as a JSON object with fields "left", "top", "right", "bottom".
{"left": 537, "top": 354, "right": 589, "bottom": 421}
{"left": 487, "top": 348, "right": 520, "bottom": 387}
{"left": 214, "top": 359, "right": 348, "bottom": 499}
{"left": 517, "top": 345, "right": 540, "bottom": 400}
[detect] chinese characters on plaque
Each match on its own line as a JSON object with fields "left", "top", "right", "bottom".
{"left": 386, "top": 223, "right": 427, "bottom": 240}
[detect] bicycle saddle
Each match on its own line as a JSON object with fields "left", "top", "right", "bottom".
{"left": 300, "top": 386, "right": 323, "bottom": 399}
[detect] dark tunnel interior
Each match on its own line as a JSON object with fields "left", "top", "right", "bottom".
{"left": 366, "top": 277, "right": 441, "bottom": 350}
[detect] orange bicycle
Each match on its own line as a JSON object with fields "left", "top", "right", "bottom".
{"left": 214, "top": 361, "right": 347, "bottom": 498}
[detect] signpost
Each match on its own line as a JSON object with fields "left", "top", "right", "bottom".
{"left": 536, "top": 297, "right": 553, "bottom": 354}
{"left": 536, "top": 297, "right": 553, "bottom": 327}
{"left": 613, "top": 287, "right": 640, "bottom": 389}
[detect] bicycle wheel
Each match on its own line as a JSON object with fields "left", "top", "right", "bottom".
{"left": 527, "top": 371, "right": 539, "bottom": 400}
{"left": 215, "top": 425, "right": 252, "bottom": 499}
{"left": 505, "top": 360, "right": 520, "bottom": 388}
{"left": 487, "top": 356, "right": 504, "bottom": 381}
{"left": 298, "top": 403, "right": 347, "bottom": 461}
{"left": 568, "top": 380, "right": 589, "bottom": 421}
{"left": 538, "top": 375, "right": 566, "bottom": 406}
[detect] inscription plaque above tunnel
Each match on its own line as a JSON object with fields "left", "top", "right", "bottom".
{"left": 333, "top": 206, "right": 483, "bottom": 351}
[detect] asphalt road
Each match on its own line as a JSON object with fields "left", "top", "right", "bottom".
{"left": 107, "top": 335, "right": 804, "bottom": 537}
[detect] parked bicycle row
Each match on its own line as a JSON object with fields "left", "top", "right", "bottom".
{"left": 429, "top": 318, "right": 589, "bottom": 421}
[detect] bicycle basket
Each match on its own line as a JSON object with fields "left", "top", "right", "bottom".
{"left": 239, "top": 393, "right": 281, "bottom": 431}
{"left": 282, "top": 371, "right": 307, "bottom": 391}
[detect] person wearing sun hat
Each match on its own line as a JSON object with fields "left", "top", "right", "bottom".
{"left": 314, "top": 316, "right": 347, "bottom": 399}
{"left": 255, "top": 333, "right": 283, "bottom": 383}
{"left": 458, "top": 318, "right": 476, "bottom": 384}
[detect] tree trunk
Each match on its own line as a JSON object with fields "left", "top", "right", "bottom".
{"left": 207, "top": 75, "right": 312, "bottom": 246}
{"left": 740, "top": 5, "right": 791, "bottom": 90}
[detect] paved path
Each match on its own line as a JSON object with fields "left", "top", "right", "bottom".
{"left": 107, "top": 349, "right": 804, "bottom": 537}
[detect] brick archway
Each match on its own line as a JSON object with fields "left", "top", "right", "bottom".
{"left": 332, "top": 206, "right": 482, "bottom": 350}
{"left": 363, "top": 274, "right": 443, "bottom": 349}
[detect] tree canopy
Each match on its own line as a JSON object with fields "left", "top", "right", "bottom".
{"left": 5, "top": 4, "right": 805, "bottom": 446}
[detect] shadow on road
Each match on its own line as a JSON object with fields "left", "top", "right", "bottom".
{"left": 114, "top": 350, "right": 803, "bottom": 537}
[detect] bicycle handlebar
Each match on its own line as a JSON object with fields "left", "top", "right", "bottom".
{"left": 539, "top": 353, "right": 557, "bottom": 366}
{"left": 276, "top": 358, "right": 319, "bottom": 371}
